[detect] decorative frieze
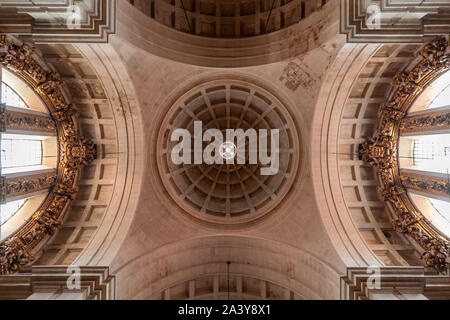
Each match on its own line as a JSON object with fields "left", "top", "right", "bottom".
{"left": 1, "top": 172, "right": 57, "bottom": 201}
{"left": 360, "top": 134, "right": 396, "bottom": 171}
{"left": 400, "top": 110, "right": 450, "bottom": 135}
{"left": 1, "top": 108, "right": 56, "bottom": 134}
{"left": 400, "top": 171, "right": 450, "bottom": 199}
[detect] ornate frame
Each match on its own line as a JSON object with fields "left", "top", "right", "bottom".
{"left": 0, "top": 35, "right": 96, "bottom": 274}
{"left": 361, "top": 38, "right": 450, "bottom": 272}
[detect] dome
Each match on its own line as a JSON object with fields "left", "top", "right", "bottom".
{"left": 157, "top": 80, "right": 299, "bottom": 223}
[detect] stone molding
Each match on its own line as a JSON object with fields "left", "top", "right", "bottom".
{"left": 341, "top": 0, "right": 450, "bottom": 43}
{"left": 0, "top": 0, "right": 115, "bottom": 43}
{"left": 0, "top": 266, "right": 114, "bottom": 300}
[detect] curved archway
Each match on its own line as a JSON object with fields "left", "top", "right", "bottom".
{"left": 71, "top": 43, "right": 146, "bottom": 267}
{"left": 115, "top": 0, "right": 339, "bottom": 68}
{"left": 112, "top": 235, "right": 341, "bottom": 300}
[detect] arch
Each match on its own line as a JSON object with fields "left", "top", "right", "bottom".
{"left": 311, "top": 43, "right": 426, "bottom": 268}
{"left": 71, "top": 43, "right": 146, "bottom": 267}
{"left": 112, "top": 235, "right": 341, "bottom": 300}
{"left": 311, "top": 43, "right": 383, "bottom": 267}
{"left": 115, "top": 0, "right": 339, "bottom": 68}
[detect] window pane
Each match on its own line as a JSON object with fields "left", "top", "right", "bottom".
{"left": 0, "top": 199, "right": 26, "bottom": 225}
{"left": 1, "top": 82, "right": 27, "bottom": 109}
{"left": 428, "top": 84, "right": 450, "bottom": 110}
{"left": 429, "top": 199, "right": 450, "bottom": 224}
{"left": 1, "top": 135, "right": 42, "bottom": 173}
{"left": 409, "top": 192, "right": 450, "bottom": 236}
{"left": 411, "top": 134, "right": 450, "bottom": 174}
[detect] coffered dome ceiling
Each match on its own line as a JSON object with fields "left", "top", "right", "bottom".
{"left": 119, "top": 0, "right": 339, "bottom": 67}
{"left": 127, "top": 0, "right": 329, "bottom": 38}
{"left": 157, "top": 80, "right": 299, "bottom": 223}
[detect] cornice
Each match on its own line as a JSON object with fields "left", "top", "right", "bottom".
{"left": 341, "top": 0, "right": 450, "bottom": 43}
{"left": 0, "top": 0, "right": 115, "bottom": 43}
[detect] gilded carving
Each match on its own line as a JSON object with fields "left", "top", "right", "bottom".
{"left": 418, "top": 38, "right": 450, "bottom": 67}
{"left": 46, "top": 195, "right": 69, "bottom": 215}
{"left": 51, "top": 107, "right": 77, "bottom": 122}
{"left": 0, "top": 242, "right": 30, "bottom": 275}
{"left": 0, "top": 103, "right": 5, "bottom": 131}
{"left": 392, "top": 71, "right": 419, "bottom": 96}
{"left": 360, "top": 134, "right": 396, "bottom": 170}
{"left": 392, "top": 211, "right": 421, "bottom": 234}
{"left": 60, "top": 136, "right": 97, "bottom": 169}
{"left": 0, "top": 176, "right": 5, "bottom": 203}
{"left": 0, "top": 34, "right": 97, "bottom": 274}
{"left": 4, "top": 110, "right": 56, "bottom": 133}
{"left": 38, "top": 212, "right": 62, "bottom": 235}
{"left": 3, "top": 173, "right": 57, "bottom": 200}
{"left": 361, "top": 38, "right": 450, "bottom": 272}
{"left": 400, "top": 175, "right": 450, "bottom": 196}
{"left": 400, "top": 111, "right": 450, "bottom": 133}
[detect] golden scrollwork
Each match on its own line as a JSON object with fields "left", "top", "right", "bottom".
{"left": 3, "top": 173, "right": 57, "bottom": 200}
{"left": 361, "top": 38, "right": 450, "bottom": 273}
{"left": 3, "top": 110, "right": 56, "bottom": 133}
{"left": 400, "top": 111, "right": 450, "bottom": 133}
{"left": 0, "top": 34, "right": 97, "bottom": 274}
{"left": 400, "top": 174, "right": 450, "bottom": 198}
{"left": 360, "top": 134, "right": 396, "bottom": 171}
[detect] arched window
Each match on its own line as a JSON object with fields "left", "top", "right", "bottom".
{"left": 399, "top": 71, "right": 450, "bottom": 238}
{"left": 1, "top": 134, "right": 43, "bottom": 174}
{"left": 0, "top": 199, "right": 26, "bottom": 225}
{"left": 409, "top": 133, "right": 450, "bottom": 174}
{"left": 0, "top": 66, "right": 57, "bottom": 239}
{"left": 428, "top": 83, "right": 450, "bottom": 110}
{"left": 1, "top": 82, "right": 27, "bottom": 109}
